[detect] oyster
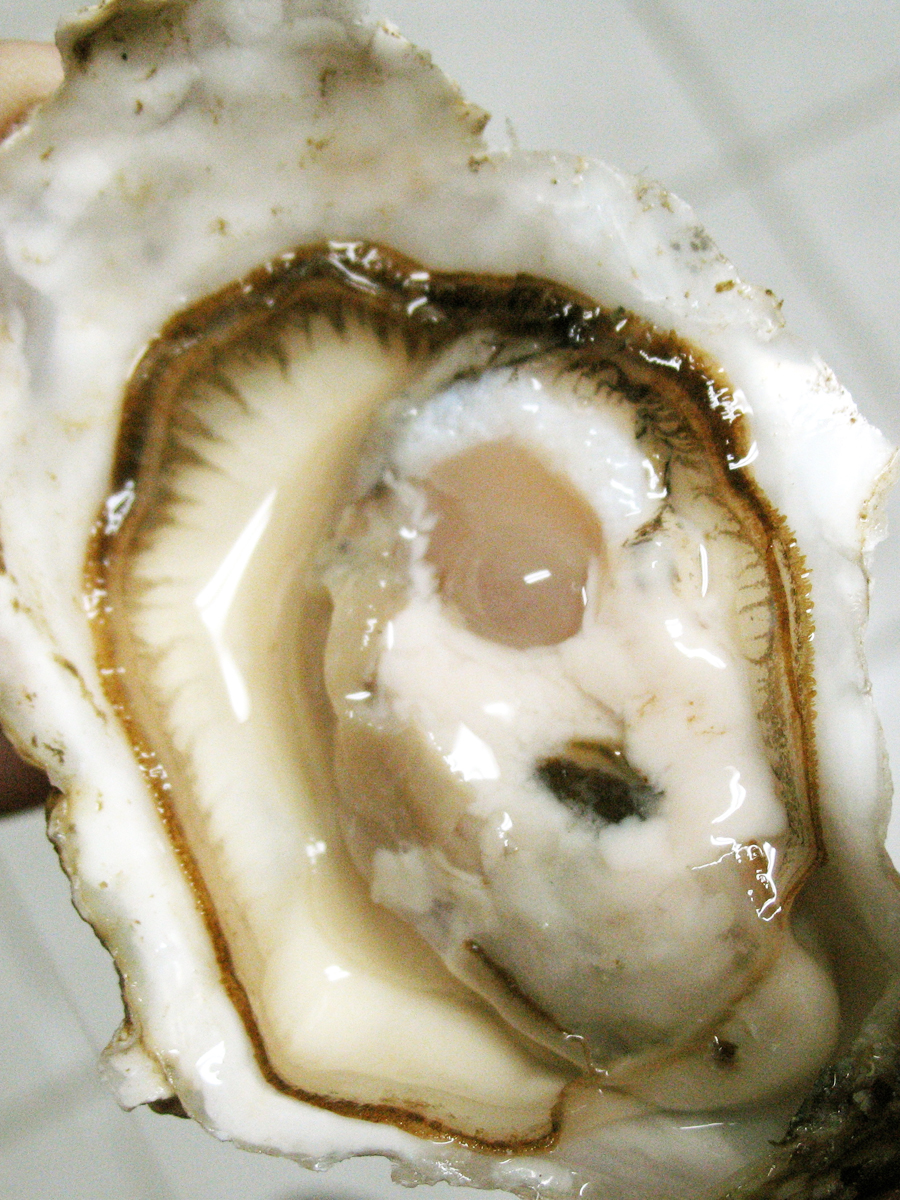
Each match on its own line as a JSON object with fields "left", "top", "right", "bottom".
{"left": 0, "top": 1, "right": 898, "bottom": 1198}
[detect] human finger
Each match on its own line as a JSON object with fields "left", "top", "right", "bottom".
{"left": 0, "top": 41, "right": 63, "bottom": 141}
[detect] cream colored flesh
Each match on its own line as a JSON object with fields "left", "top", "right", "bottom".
{"left": 325, "top": 363, "right": 839, "bottom": 1107}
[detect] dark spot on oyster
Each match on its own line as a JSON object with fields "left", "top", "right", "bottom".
{"left": 711, "top": 1036, "right": 739, "bottom": 1068}
{"left": 535, "top": 741, "right": 661, "bottom": 825}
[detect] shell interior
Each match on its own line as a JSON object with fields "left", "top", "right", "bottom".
{"left": 89, "top": 241, "right": 835, "bottom": 1145}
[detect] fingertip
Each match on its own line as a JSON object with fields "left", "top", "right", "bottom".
{"left": 0, "top": 41, "right": 64, "bottom": 141}
{"left": 0, "top": 727, "right": 50, "bottom": 817}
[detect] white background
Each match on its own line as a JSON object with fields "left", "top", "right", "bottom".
{"left": 1, "top": 1, "right": 899, "bottom": 1197}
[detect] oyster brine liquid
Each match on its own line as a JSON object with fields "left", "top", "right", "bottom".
{"left": 87, "top": 241, "right": 831, "bottom": 1142}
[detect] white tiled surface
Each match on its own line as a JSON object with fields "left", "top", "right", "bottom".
{"left": 2, "top": 1, "right": 900, "bottom": 1197}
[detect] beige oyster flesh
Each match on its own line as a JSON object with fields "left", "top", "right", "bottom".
{"left": 0, "top": 1, "right": 899, "bottom": 1198}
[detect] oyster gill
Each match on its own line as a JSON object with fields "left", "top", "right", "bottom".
{"left": 0, "top": 2, "right": 897, "bottom": 1198}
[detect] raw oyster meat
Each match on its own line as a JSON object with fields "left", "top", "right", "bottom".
{"left": 0, "top": 1, "right": 898, "bottom": 1197}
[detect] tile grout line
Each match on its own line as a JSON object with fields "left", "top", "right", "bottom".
{"left": 741, "top": 178, "right": 900, "bottom": 406}
{"left": 0, "top": 819, "right": 181, "bottom": 1200}
{"left": 621, "top": 0, "right": 899, "bottom": 410}
{"left": 0, "top": 820, "right": 103, "bottom": 1053}
{"left": 673, "top": 61, "right": 900, "bottom": 208}
{"left": 0, "top": 1061, "right": 102, "bottom": 1150}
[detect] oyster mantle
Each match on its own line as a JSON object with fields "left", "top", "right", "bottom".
{"left": 0, "top": 1, "right": 897, "bottom": 1198}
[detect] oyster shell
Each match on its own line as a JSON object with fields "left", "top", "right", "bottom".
{"left": 0, "top": 1, "right": 898, "bottom": 1198}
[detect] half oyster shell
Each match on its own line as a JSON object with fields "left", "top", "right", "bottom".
{"left": 0, "top": 2, "right": 898, "bottom": 1198}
